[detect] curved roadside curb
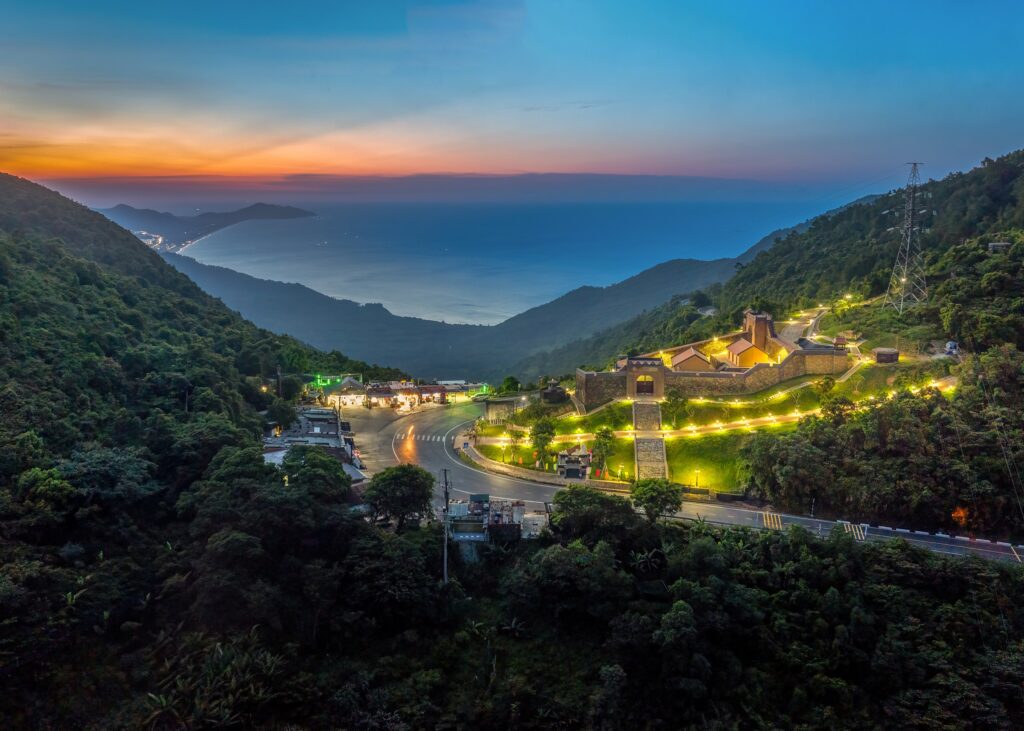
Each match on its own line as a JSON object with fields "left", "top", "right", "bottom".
{"left": 457, "top": 432, "right": 632, "bottom": 493}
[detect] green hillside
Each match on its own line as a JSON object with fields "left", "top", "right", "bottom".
{"left": 532, "top": 150, "right": 1024, "bottom": 376}
{"left": 0, "top": 173, "right": 401, "bottom": 483}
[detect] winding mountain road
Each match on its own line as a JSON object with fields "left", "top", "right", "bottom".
{"left": 347, "top": 402, "right": 1024, "bottom": 563}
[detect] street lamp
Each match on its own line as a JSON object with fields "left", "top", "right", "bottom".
{"left": 695, "top": 469, "right": 700, "bottom": 487}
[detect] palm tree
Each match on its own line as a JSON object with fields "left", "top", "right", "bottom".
{"left": 500, "top": 616, "right": 527, "bottom": 639}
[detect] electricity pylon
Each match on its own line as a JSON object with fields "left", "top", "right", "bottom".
{"left": 883, "top": 163, "right": 929, "bottom": 315}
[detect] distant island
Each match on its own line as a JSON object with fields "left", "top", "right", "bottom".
{"left": 99, "top": 202, "right": 315, "bottom": 251}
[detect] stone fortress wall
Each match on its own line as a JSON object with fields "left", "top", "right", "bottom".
{"left": 576, "top": 310, "right": 850, "bottom": 411}
{"left": 576, "top": 349, "right": 850, "bottom": 410}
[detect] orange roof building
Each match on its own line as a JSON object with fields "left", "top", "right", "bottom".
{"left": 726, "top": 338, "right": 770, "bottom": 368}
{"left": 671, "top": 347, "right": 715, "bottom": 372}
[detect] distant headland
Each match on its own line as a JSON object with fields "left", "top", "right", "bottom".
{"left": 99, "top": 202, "right": 314, "bottom": 252}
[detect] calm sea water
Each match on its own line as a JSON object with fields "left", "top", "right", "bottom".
{"left": 185, "top": 201, "right": 822, "bottom": 324}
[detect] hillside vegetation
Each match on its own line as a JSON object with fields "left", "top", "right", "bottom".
{"left": 0, "top": 173, "right": 401, "bottom": 479}
{"left": 524, "top": 151, "right": 1024, "bottom": 377}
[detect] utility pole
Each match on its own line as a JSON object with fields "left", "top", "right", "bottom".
{"left": 440, "top": 468, "right": 451, "bottom": 585}
{"left": 277, "top": 365, "right": 283, "bottom": 398}
{"left": 884, "top": 163, "right": 930, "bottom": 315}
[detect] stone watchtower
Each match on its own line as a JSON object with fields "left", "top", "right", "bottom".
{"left": 743, "top": 309, "right": 775, "bottom": 351}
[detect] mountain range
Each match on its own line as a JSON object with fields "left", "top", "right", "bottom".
{"left": 143, "top": 196, "right": 871, "bottom": 380}
{"left": 162, "top": 252, "right": 737, "bottom": 381}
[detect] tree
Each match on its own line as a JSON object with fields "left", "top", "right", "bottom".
{"left": 591, "top": 426, "right": 615, "bottom": 469}
{"left": 507, "top": 430, "right": 522, "bottom": 460}
{"left": 690, "top": 290, "right": 712, "bottom": 308}
{"left": 280, "top": 376, "right": 303, "bottom": 400}
{"left": 363, "top": 464, "right": 435, "bottom": 532}
{"left": 663, "top": 388, "right": 690, "bottom": 428}
{"left": 551, "top": 485, "right": 638, "bottom": 545}
{"left": 280, "top": 446, "right": 352, "bottom": 501}
{"left": 813, "top": 375, "right": 836, "bottom": 398}
{"left": 499, "top": 375, "right": 521, "bottom": 394}
{"left": 631, "top": 478, "right": 683, "bottom": 522}
{"left": 266, "top": 399, "right": 296, "bottom": 429}
{"left": 531, "top": 418, "right": 556, "bottom": 461}
{"left": 15, "top": 467, "right": 75, "bottom": 510}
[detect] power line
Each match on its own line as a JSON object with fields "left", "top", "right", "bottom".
{"left": 883, "top": 163, "right": 930, "bottom": 315}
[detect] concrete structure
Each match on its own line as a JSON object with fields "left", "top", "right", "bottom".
{"left": 541, "top": 381, "right": 569, "bottom": 403}
{"left": 575, "top": 309, "right": 850, "bottom": 410}
{"left": 556, "top": 446, "right": 592, "bottom": 479}
{"left": 448, "top": 493, "right": 529, "bottom": 543}
{"left": 988, "top": 241, "right": 1013, "bottom": 253}
{"left": 872, "top": 347, "right": 900, "bottom": 364}
{"left": 484, "top": 396, "right": 525, "bottom": 423}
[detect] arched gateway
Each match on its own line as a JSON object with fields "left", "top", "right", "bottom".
{"left": 635, "top": 375, "right": 655, "bottom": 395}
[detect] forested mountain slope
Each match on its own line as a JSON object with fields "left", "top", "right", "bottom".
{"left": 719, "top": 151, "right": 1024, "bottom": 318}
{"left": 4, "top": 175, "right": 1024, "bottom": 730}
{"left": 552, "top": 151, "right": 1024, "bottom": 370}
{"left": 0, "top": 173, "right": 401, "bottom": 483}
{"left": 162, "top": 251, "right": 737, "bottom": 380}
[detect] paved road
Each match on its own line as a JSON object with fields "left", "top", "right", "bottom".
{"left": 348, "top": 402, "right": 1024, "bottom": 563}
{"left": 347, "top": 402, "right": 562, "bottom": 506}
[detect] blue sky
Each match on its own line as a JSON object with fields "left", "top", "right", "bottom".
{"left": 1, "top": 0, "right": 1021, "bottom": 189}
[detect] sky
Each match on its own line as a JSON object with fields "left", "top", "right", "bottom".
{"left": 1, "top": 0, "right": 1022, "bottom": 199}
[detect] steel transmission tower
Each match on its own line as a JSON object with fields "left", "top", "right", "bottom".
{"left": 883, "top": 163, "right": 929, "bottom": 314}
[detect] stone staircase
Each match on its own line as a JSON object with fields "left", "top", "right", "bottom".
{"left": 632, "top": 401, "right": 667, "bottom": 479}
{"left": 635, "top": 437, "right": 668, "bottom": 479}
{"left": 632, "top": 401, "right": 662, "bottom": 431}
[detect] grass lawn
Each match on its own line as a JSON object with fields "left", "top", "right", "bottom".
{"left": 554, "top": 401, "right": 634, "bottom": 435}
{"left": 474, "top": 421, "right": 508, "bottom": 438}
{"left": 477, "top": 438, "right": 636, "bottom": 481}
{"left": 664, "top": 423, "right": 796, "bottom": 493}
{"left": 834, "top": 359, "right": 953, "bottom": 399}
{"left": 677, "top": 381, "right": 821, "bottom": 427}
{"left": 818, "top": 303, "right": 943, "bottom": 353}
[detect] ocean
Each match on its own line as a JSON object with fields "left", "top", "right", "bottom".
{"left": 185, "top": 200, "right": 825, "bottom": 325}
